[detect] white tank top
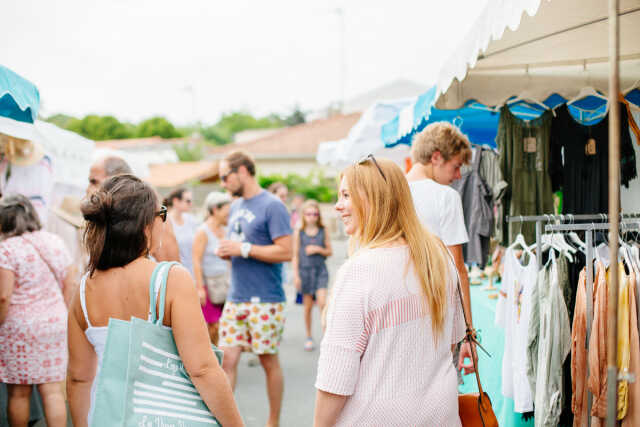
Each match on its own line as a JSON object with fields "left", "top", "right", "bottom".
{"left": 80, "top": 272, "right": 161, "bottom": 425}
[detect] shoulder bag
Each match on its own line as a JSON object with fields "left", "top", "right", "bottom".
{"left": 453, "top": 263, "right": 498, "bottom": 427}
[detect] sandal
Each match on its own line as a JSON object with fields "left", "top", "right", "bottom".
{"left": 304, "top": 338, "right": 314, "bottom": 352}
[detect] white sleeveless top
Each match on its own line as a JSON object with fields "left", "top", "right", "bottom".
{"left": 80, "top": 272, "right": 162, "bottom": 425}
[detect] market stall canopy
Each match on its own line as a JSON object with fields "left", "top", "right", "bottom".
{"left": 316, "top": 99, "right": 412, "bottom": 167}
{"left": 0, "top": 115, "right": 94, "bottom": 188}
{"left": 383, "top": 0, "right": 640, "bottom": 146}
{"left": 146, "top": 161, "right": 219, "bottom": 188}
{"left": 0, "top": 65, "right": 40, "bottom": 123}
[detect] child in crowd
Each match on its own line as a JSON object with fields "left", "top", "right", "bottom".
{"left": 292, "top": 199, "right": 332, "bottom": 351}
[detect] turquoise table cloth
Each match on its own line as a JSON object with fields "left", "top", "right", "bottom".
{"left": 458, "top": 278, "right": 533, "bottom": 427}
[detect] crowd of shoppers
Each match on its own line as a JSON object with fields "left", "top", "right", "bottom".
{"left": 0, "top": 122, "right": 478, "bottom": 425}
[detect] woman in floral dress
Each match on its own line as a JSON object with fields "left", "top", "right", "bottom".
{"left": 0, "top": 195, "right": 75, "bottom": 426}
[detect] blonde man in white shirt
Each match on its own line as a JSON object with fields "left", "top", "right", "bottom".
{"left": 406, "top": 121, "right": 476, "bottom": 376}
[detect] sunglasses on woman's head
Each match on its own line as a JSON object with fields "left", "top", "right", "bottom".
{"left": 156, "top": 206, "right": 168, "bottom": 222}
{"left": 357, "top": 154, "right": 387, "bottom": 182}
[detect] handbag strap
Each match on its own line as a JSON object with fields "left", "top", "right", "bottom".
{"left": 148, "top": 261, "right": 179, "bottom": 325}
{"left": 22, "top": 235, "right": 61, "bottom": 287}
{"left": 449, "top": 254, "right": 491, "bottom": 403}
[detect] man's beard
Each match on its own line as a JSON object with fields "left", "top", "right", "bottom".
{"left": 231, "top": 183, "right": 244, "bottom": 198}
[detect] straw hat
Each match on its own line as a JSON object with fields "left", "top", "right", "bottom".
{"left": 51, "top": 196, "right": 84, "bottom": 228}
{"left": 0, "top": 134, "right": 45, "bottom": 166}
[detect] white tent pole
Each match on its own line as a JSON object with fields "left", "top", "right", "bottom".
{"left": 606, "top": 0, "right": 620, "bottom": 425}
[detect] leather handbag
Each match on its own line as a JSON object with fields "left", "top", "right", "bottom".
{"left": 454, "top": 268, "right": 498, "bottom": 427}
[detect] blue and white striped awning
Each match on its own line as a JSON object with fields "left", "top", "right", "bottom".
{"left": 380, "top": 86, "right": 437, "bottom": 148}
{"left": 0, "top": 65, "right": 40, "bottom": 123}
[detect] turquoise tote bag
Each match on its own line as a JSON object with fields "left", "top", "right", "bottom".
{"left": 91, "top": 262, "right": 223, "bottom": 426}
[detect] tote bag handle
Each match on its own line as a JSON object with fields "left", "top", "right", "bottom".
{"left": 148, "top": 261, "right": 179, "bottom": 325}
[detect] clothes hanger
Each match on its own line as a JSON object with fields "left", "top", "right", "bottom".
{"left": 567, "top": 87, "right": 609, "bottom": 105}
{"left": 566, "top": 214, "right": 586, "bottom": 253}
{"left": 623, "top": 78, "right": 640, "bottom": 95}
{"left": 507, "top": 217, "right": 535, "bottom": 262}
{"left": 506, "top": 90, "right": 555, "bottom": 117}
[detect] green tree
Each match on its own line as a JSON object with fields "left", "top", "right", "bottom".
{"left": 173, "top": 142, "right": 204, "bottom": 161}
{"left": 201, "top": 111, "right": 284, "bottom": 145}
{"left": 66, "top": 115, "right": 133, "bottom": 140}
{"left": 44, "top": 113, "right": 77, "bottom": 129}
{"left": 283, "top": 106, "right": 306, "bottom": 126}
{"left": 137, "top": 116, "right": 182, "bottom": 138}
{"left": 259, "top": 171, "right": 338, "bottom": 203}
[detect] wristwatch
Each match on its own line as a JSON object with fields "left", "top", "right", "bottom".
{"left": 241, "top": 242, "right": 252, "bottom": 259}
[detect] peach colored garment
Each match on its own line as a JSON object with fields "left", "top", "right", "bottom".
{"left": 622, "top": 269, "right": 640, "bottom": 427}
{"left": 588, "top": 263, "right": 608, "bottom": 425}
{"left": 571, "top": 269, "right": 589, "bottom": 427}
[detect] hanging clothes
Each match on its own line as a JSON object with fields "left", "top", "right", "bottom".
{"left": 617, "top": 263, "right": 631, "bottom": 420}
{"left": 451, "top": 146, "right": 494, "bottom": 266}
{"left": 587, "top": 263, "right": 608, "bottom": 426}
{"left": 495, "top": 247, "right": 539, "bottom": 413}
{"left": 550, "top": 103, "right": 637, "bottom": 215}
{"left": 498, "top": 107, "right": 554, "bottom": 245}
{"left": 620, "top": 93, "right": 640, "bottom": 143}
{"left": 621, "top": 110, "right": 640, "bottom": 213}
{"left": 623, "top": 268, "right": 640, "bottom": 427}
{"left": 571, "top": 269, "right": 589, "bottom": 427}
{"left": 479, "top": 148, "right": 508, "bottom": 244}
{"left": 526, "top": 252, "right": 571, "bottom": 427}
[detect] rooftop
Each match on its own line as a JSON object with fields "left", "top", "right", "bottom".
{"left": 208, "top": 113, "right": 361, "bottom": 159}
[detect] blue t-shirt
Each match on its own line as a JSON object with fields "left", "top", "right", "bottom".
{"left": 227, "top": 190, "right": 292, "bottom": 303}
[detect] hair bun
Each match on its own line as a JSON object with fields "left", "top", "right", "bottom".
{"left": 81, "top": 191, "right": 113, "bottom": 225}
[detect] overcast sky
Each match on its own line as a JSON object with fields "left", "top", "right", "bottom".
{"left": 1, "top": 0, "right": 487, "bottom": 125}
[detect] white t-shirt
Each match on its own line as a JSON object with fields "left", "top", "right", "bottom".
{"left": 409, "top": 178, "right": 469, "bottom": 246}
{"left": 495, "top": 247, "right": 538, "bottom": 413}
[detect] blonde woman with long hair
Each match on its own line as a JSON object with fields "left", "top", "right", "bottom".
{"left": 313, "top": 155, "right": 465, "bottom": 427}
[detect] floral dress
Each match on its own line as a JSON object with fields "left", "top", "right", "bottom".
{"left": 0, "top": 230, "right": 71, "bottom": 384}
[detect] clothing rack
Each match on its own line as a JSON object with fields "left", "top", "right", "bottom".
{"left": 544, "top": 220, "right": 640, "bottom": 427}
{"left": 507, "top": 213, "right": 640, "bottom": 269}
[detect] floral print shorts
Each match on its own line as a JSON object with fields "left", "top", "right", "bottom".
{"left": 218, "top": 302, "right": 286, "bottom": 354}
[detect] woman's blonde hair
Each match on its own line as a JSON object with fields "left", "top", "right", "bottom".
{"left": 341, "top": 157, "right": 451, "bottom": 338}
{"left": 300, "top": 199, "right": 324, "bottom": 230}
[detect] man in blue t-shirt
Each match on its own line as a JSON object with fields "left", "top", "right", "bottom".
{"left": 216, "top": 150, "right": 292, "bottom": 427}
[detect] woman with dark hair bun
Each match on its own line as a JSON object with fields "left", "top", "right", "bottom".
{"left": 0, "top": 194, "right": 75, "bottom": 427}
{"left": 67, "top": 174, "right": 243, "bottom": 427}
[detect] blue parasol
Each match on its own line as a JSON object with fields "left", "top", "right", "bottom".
{"left": 0, "top": 65, "right": 40, "bottom": 123}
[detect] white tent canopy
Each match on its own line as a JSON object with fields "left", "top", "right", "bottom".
{"left": 436, "top": 0, "right": 640, "bottom": 108}
{"left": 316, "top": 99, "right": 412, "bottom": 168}
{"left": 0, "top": 115, "right": 95, "bottom": 189}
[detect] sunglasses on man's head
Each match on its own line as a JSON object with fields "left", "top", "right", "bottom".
{"left": 357, "top": 154, "right": 387, "bottom": 182}
{"left": 156, "top": 206, "right": 168, "bottom": 222}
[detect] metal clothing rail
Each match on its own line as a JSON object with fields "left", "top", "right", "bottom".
{"left": 506, "top": 213, "right": 640, "bottom": 269}
{"left": 545, "top": 220, "right": 640, "bottom": 427}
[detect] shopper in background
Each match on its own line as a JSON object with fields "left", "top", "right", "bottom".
{"left": 292, "top": 199, "right": 332, "bottom": 351}
{"left": 405, "top": 122, "right": 476, "bottom": 376}
{"left": 0, "top": 195, "right": 75, "bottom": 427}
{"left": 314, "top": 156, "right": 464, "bottom": 426}
{"left": 86, "top": 155, "right": 180, "bottom": 262}
{"left": 290, "top": 193, "right": 305, "bottom": 230}
{"left": 164, "top": 187, "right": 199, "bottom": 274}
{"left": 67, "top": 174, "right": 243, "bottom": 427}
{"left": 268, "top": 182, "right": 289, "bottom": 204}
{"left": 217, "top": 150, "right": 292, "bottom": 427}
{"left": 192, "top": 191, "right": 232, "bottom": 344}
